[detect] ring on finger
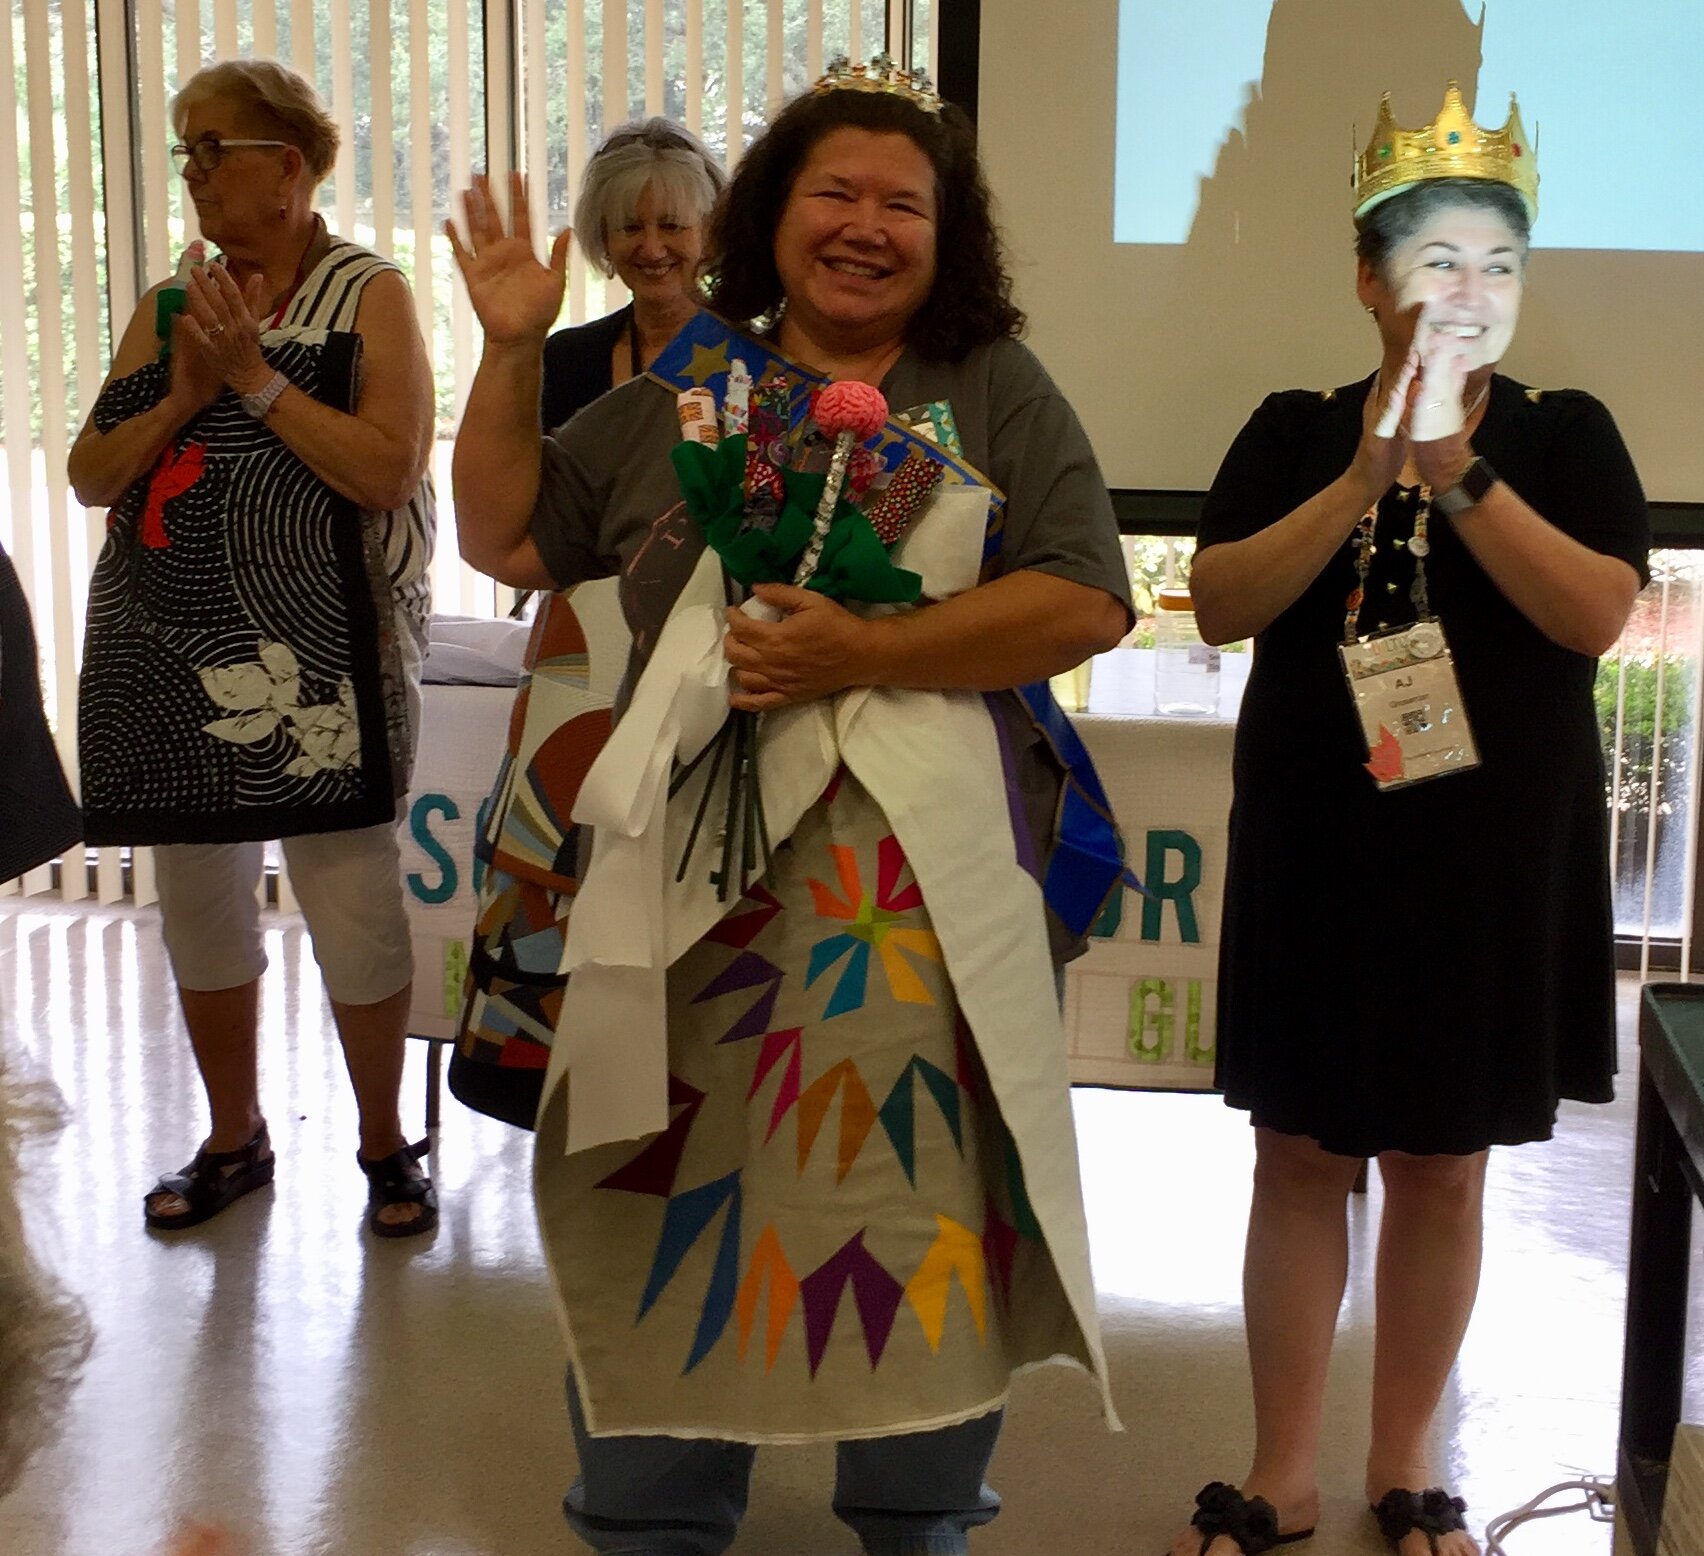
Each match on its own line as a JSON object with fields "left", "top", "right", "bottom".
{"left": 206, "top": 324, "right": 225, "bottom": 338}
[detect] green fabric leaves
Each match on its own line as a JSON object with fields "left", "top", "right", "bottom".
{"left": 671, "top": 435, "right": 920, "bottom": 606}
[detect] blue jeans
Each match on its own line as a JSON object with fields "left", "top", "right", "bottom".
{"left": 562, "top": 1369, "right": 1003, "bottom": 1555}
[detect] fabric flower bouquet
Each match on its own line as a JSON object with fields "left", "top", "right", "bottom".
{"left": 667, "top": 372, "right": 944, "bottom": 900}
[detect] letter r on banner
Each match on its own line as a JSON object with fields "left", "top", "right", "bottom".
{"left": 1141, "top": 829, "right": 1202, "bottom": 943}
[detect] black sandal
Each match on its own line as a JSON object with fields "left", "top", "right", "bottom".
{"left": 1371, "top": 1488, "right": 1469, "bottom": 1553}
{"left": 1179, "top": 1483, "right": 1315, "bottom": 1555}
{"left": 144, "top": 1127, "right": 274, "bottom": 1230}
{"left": 358, "top": 1138, "right": 438, "bottom": 1238}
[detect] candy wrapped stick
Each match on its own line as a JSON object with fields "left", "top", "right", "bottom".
{"left": 743, "top": 378, "right": 790, "bottom": 509}
{"left": 865, "top": 450, "right": 943, "bottom": 545}
{"left": 675, "top": 387, "right": 720, "bottom": 445}
{"left": 846, "top": 445, "right": 883, "bottom": 499}
{"left": 723, "top": 358, "right": 752, "bottom": 437}
{"left": 794, "top": 380, "right": 888, "bottom": 587}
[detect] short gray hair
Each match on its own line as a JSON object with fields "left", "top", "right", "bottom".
{"left": 173, "top": 58, "right": 340, "bottom": 184}
{"left": 573, "top": 118, "right": 727, "bottom": 277}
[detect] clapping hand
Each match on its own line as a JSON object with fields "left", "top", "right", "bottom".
{"left": 1408, "top": 317, "right": 1479, "bottom": 489}
{"left": 181, "top": 263, "right": 272, "bottom": 397}
{"left": 1351, "top": 341, "right": 1418, "bottom": 497}
{"left": 167, "top": 314, "right": 226, "bottom": 417}
{"left": 446, "top": 172, "right": 573, "bottom": 345}
{"left": 1354, "top": 299, "right": 1479, "bottom": 493}
{"left": 1407, "top": 306, "right": 1473, "bottom": 448}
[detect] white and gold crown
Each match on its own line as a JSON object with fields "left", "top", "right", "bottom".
{"left": 812, "top": 53, "right": 942, "bottom": 115}
{"left": 1353, "top": 81, "right": 1538, "bottom": 221}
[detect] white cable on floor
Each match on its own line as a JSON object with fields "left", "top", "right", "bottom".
{"left": 1482, "top": 1476, "right": 1616, "bottom": 1553}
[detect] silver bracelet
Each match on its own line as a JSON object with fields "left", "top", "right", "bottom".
{"left": 239, "top": 370, "right": 289, "bottom": 420}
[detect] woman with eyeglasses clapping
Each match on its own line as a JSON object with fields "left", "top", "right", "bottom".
{"left": 68, "top": 58, "right": 439, "bottom": 1241}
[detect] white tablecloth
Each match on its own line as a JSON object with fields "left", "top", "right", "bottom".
{"left": 1061, "top": 649, "right": 1247, "bottom": 1091}
{"left": 400, "top": 637, "right": 1249, "bottom": 1095}
{"left": 399, "top": 682, "right": 517, "bottom": 1041}
{"left": 399, "top": 591, "right": 622, "bottom": 1046}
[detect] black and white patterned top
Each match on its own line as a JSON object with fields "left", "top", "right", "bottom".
{"left": 76, "top": 241, "right": 434, "bottom": 847}
{"left": 281, "top": 239, "right": 435, "bottom": 639}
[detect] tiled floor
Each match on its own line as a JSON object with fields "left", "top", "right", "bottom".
{"left": 0, "top": 898, "right": 1698, "bottom": 1555}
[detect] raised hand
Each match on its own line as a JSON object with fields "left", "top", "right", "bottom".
{"left": 446, "top": 172, "right": 572, "bottom": 345}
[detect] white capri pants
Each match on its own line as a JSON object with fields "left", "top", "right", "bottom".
{"left": 154, "top": 820, "right": 413, "bottom": 1006}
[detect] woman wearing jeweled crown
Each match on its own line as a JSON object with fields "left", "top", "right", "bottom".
{"left": 448, "top": 55, "right": 1133, "bottom": 1554}
{"left": 1165, "top": 86, "right": 1648, "bottom": 1556}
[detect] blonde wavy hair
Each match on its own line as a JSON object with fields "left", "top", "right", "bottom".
{"left": 172, "top": 58, "right": 339, "bottom": 185}
{"left": 0, "top": 1052, "right": 92, "bottom": 1497}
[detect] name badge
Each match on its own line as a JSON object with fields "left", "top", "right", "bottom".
{"left": 1338, "top": 620, "right": 1480, "bottom": 790}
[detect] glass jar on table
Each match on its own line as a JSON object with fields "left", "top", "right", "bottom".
{"left": 1153, "top": 586, "right": 1221, "bottom": 716}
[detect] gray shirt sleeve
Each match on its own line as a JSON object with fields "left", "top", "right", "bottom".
{"left": 930, "top": 339, "right": 1131, "bottom": 621}
{"left": 528, "top": 426, "right": 611, "bottom": 589}
{"left": 526, "top": 376, "right": 682, "bottom": 590}
{"left": 988, "top": 364, "right": 1131, "bottom": 616}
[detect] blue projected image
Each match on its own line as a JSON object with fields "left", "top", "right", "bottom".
{"left": 1114, "top": 0, "right": 1702, "bottom": 252}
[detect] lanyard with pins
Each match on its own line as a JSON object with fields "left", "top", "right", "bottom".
{"left": 1342, "top": 378, "right": 1486, "bottom": 644}
{"left": 1343, "top": 486, "right": 1436, "bottom": 646}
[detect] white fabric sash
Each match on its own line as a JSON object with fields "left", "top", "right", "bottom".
{"left": 537, "top": 485, "right": 1113, "bottom": 1413}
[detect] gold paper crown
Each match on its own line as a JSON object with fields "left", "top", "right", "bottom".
{"left": 812, "top": 53, "right": 943, "bottom": 115}
{"left": 1353, "top": 81, "right": 1538, "bottom": 222}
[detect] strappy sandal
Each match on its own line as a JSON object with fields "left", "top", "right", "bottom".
{"left": 1371, "top": 1488, "right": 1470, "bottom": 1553}
{"left": 1178, "top": 1483, "right": 1315, "bottom": 1555}
{"left": 358, "top": 1138, "right": 438, "bottom": 1238}
{"left": 144, "top": 1127, "right": 274, "bottom": 1230}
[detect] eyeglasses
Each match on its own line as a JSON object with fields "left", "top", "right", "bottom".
{"left": 170, "top": 134, "right": 289, "bottom": 175}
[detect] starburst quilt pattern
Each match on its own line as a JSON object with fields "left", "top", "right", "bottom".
{"left": 805, "top": 837, "right": 942, "bottom": 1019}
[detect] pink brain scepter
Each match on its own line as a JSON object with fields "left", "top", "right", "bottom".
{"left": 793, "top": 380, "right": 888, "bottom": 586}
{"left": 684, "top": 380, "right": 888, "bottom": 902}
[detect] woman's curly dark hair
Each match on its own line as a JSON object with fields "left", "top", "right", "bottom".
{"left": 703, "top": 89, "right": 1025, "bottom": 362}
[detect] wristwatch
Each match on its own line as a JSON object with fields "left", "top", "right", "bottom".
{"left": 1432, "top": 456, "right": 1498, "bottom": 517}
{"left": 240, "top": 370, "right": 290, "bottom": 420}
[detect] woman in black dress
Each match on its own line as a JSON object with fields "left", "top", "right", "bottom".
{"left": 540, "top": 118, "right": 725, "bottom": 431}
{"left": 1168, "top": 87, "right": 1648, "bottom": 1556}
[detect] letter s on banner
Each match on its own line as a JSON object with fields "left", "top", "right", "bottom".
{"left": 408, "top": 794, "right": 461, "bottom": 905}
